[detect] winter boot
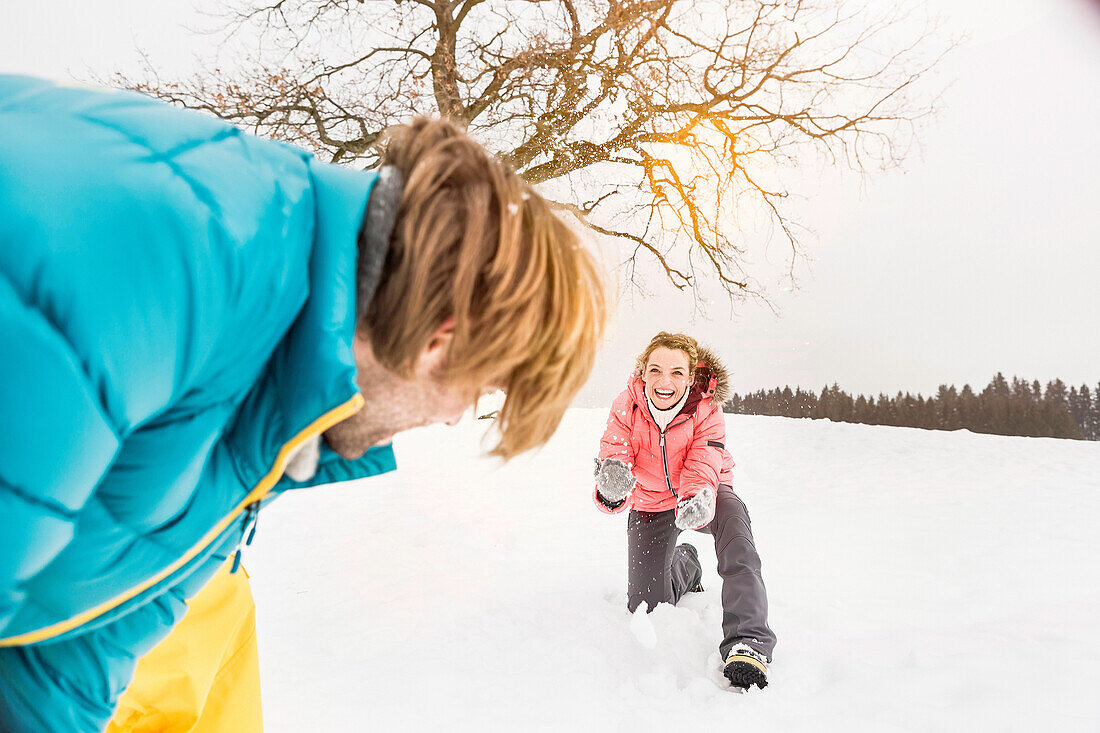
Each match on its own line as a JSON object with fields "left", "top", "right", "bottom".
{"left": 723, "top": 643, "right": 768, "bottom": 690}
{"left": 675, "top": 543, "right": 704, "bottom": 592}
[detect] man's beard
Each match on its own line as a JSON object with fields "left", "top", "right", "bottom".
{"left": 323, "top": 414, "right": 395, "bottom": 459}
{"left": 323, "top": 369, "right": 434, "bottom": 459}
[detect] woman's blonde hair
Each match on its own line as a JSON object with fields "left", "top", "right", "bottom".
{"left": 635, "top": 332, "right": 700, "bottom": 375}
{"left": 363, "top": 118, "right": 607, "bottom": 458}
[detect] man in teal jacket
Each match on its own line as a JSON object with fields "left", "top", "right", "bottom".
{"left": 0, "top": 76, "right": 606, "bottom": 731}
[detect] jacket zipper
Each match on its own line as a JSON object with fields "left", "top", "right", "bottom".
{"left": 659, "top": 431, "right": 676, "bottom": 498}
{"left": 658, "top": 416, "right": 691, "bottom": 499}
{"left": 230, "top": 500, "right": 261, "bottom": 574}
{"left": 0, "top": 393, "right": 364, "bottom": 647}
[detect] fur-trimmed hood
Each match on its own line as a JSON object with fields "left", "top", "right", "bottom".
{"left": 631, "top": 343, "right": 731, "bottom": 404}
{"left": 694, "top": 344, "right": 731, "bottom": 404}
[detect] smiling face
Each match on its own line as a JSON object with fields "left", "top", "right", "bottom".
{"left": 642, "top": 346, "right": 693, "bottom": 410}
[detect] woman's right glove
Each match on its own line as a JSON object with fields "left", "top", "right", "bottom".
{"left": 595, "top": 457, "right": 636, "bottom": 508}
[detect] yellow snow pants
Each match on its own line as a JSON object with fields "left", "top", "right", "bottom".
{"left": 106, "top": 561, "right": 263, "bottom": 732}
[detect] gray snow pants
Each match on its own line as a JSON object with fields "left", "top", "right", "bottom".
{"left": 627, "top": 484, "right": 777, "bottom": 661}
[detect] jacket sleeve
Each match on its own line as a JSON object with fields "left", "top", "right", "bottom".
{"left": 0, "top": 278, "right": 119, "bottom": 638}
{"left": 0, "top": 590, "right": 187, "bottom": 732}
{"left": 677, "top": 404, "right": 726, "bottom": 507}
{"left": 593, "top": 392, "right": 636, "bottom": 514}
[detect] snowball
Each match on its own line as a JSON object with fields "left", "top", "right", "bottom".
{"left": 629, "top": 603, "right": 657, "bottom": 649}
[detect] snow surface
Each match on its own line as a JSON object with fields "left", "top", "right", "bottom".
{"left": 247, "top": 410, "right": 1100, "bottom": 732}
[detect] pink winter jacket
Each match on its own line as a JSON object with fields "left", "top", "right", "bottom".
{"left": 594, "top": 359, "right": 734, "bottom": 521}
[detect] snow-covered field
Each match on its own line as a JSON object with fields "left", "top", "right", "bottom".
{"left": 247, "top": 410, "right": 1100, "bottom": 732}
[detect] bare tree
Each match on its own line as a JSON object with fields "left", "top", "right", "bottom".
{"left": 118, "top": 0, "right": 952, "bottom": 299}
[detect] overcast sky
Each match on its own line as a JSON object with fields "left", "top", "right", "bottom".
{"left": 2, "top": 0, "right": 1097, "bottom": 405}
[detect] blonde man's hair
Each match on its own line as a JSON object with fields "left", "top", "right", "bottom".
{"left": 636, "top": 332, "right": 700, "bottom": 375}
{"left": 363, "top": 118, "right": 607, "bottom": 458}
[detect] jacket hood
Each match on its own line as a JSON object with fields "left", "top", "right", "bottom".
{"left": 694, "top": 344, "right": 731, "bottom": 404}
{"left": 630, "top": 343, "right": 731, "bottom": 405}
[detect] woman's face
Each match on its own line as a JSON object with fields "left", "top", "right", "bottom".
{"left": 643, "top": 347, "right": 693, "bottom": 409}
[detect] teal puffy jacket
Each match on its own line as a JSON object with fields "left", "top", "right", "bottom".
{"left": 0, "top": 76, "right": 397, "bottom": 730}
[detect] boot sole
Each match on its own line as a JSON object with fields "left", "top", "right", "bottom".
{"left": 723, "top": 659, "right": 768, "bottom": 690}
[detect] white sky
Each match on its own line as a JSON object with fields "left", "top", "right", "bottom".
{"left": 2, "top": 0, "right": 1097, "bottom": 404}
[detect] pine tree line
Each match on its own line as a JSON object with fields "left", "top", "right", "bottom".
{"left": 723, "top": 373, "right": 1100, "bottom": 441}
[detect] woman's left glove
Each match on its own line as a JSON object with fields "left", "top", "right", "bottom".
{"left": 675, "top": 486, "right": 715, "bottom": 530}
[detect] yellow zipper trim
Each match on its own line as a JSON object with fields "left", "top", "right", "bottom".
{"left": 0, "top": 393, "right": 364, "bottom": 647}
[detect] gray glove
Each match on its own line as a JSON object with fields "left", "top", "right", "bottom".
{"left": 674, "top": 486, "right": 715, "bottom": 530}
{"left": 595, "top": 458, "right": 636, "bottom": 504}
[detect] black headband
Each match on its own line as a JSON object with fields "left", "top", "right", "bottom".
{"left": 357, "top": 165, "right": 404, "bottom": 320}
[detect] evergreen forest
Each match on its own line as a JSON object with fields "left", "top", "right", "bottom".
{"left": 723, "top": 374, "right": 1099, "bottom": 441}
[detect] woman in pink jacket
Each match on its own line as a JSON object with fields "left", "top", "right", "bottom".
{"left": 594, "top": 332, "right": 776, "bottom": 689}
